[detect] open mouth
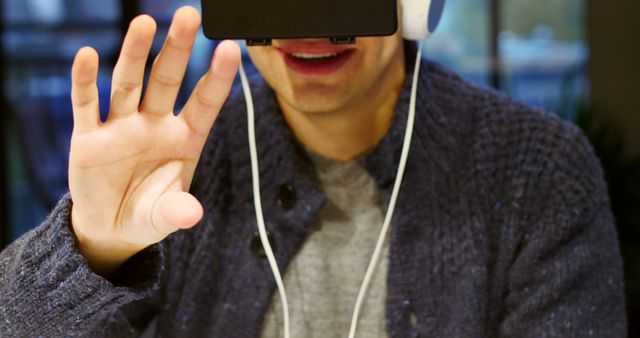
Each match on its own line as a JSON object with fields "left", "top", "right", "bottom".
{"left": 289, "top": 52, "right": 346, "bottom": 61}
{"left": 278, "top": 48, "right": 355, "bottom": 76}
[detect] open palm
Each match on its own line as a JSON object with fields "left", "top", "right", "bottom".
{"left": 68, "top": 7, "right": 240, "bottom": 275}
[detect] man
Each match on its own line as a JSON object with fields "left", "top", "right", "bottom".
{"left": 0, "top": 5, "right": 627, "bottom": 337}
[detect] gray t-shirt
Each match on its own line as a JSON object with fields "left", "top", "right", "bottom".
{"left": 261, "top": 150, "right": 390, "bottom": 338}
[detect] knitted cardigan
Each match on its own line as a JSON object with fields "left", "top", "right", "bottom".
{"left": 0, "top": 55, "right": 627, "bottom": 337}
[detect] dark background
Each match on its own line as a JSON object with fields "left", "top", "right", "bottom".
{"left": 1, "top": 0, "right": 638, "bottom": 333}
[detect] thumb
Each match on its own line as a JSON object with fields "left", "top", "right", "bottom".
{"left": 151, "top": 191, "right": 203, "bottom": 236}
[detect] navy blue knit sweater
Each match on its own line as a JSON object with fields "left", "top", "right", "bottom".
{"left": 0, "top": 56, "right": 627, "bottom": 337}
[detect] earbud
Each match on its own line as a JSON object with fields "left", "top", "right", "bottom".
{"left": 402, "top": 0, "right": 446, "bottom": 40}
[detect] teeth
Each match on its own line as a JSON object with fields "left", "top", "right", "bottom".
{"left": 290, "top": 52, "right": 340, "bottom": 59}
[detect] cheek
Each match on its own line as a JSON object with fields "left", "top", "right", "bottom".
{"left": 359, "top": 39, "right": 386, "bottom": 61}
{"left": 246, "top": 48, "right": 265, "bottom": 69}
{"left": 247, "top": 48, "right": 289, "bottom": 87}
{"left": 356, "top": 43, "right": 389, "bottom": 78}
{"left": 247, "top": 48, "right": 279, "bottom": 75}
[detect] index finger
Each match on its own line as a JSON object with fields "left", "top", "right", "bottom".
{"left": 180, "top": 40, "right": 241, "bottom": 138}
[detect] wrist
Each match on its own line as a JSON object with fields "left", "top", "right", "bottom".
{"left": 70, "top": 207, "right": 142, "bottom": 277}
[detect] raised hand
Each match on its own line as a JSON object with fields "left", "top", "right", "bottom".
{"left": 68, "top": 6, "right": 240, "bottom": 276}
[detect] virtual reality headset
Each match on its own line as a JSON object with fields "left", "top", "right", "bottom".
{"left": 201, "top": 0, "right": 446, "bottom": 45}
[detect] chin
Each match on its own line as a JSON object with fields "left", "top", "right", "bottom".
{"left": 287, "top": 98, "right": 343, "bottom": 115}
{"left": 284, "top": 89, "right": 351, "bottom": 115}
{"left": 287, "top": 78, "right": 360, "bottom": 111}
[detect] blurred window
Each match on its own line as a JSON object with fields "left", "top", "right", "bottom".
{"left": 427, "top": 0, "right": 588, "bottom": 119}
{"left": 2, "top": 0, "right": 121, "bottom": 239}
{"left": 426, "top": 0, "right": 492, "bottom": 86}
{"left": 499, "top": 0, "right": 587, "bottom": 120}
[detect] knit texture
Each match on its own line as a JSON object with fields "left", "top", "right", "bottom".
{"left": 0, "top": 51, "right": 627, "bottom": 337}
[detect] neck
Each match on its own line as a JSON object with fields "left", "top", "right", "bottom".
{"left": 277, "top": 50, "right": 406, "bottom": 163}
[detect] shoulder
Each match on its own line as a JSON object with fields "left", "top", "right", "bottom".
{"left": 425, "top": 59, "right": 579, "bottom": 145}
{"left": 421, "top": 60, "right": 602, "bottom": 203}
{"left": 426, "top": 60, "right": 585, "bottom": 160}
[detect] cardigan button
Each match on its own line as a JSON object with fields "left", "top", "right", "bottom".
{"left": 250, "top": 231, "right": 275, "bottom": 257}
{"left": 410, "top": 311, "right": 418, "bottom": 328}
{"left": 276, "top": 183, "right": 296, "bottom": 210}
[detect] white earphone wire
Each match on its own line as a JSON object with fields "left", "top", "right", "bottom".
{"left": 240, "top": 39, "right": 425, "bottom": 338}
{"left": 239, "top": 59, "right": 291, "bottom": 338}
{"left": 347, "top": 39, "right": 424, "bottom": 338}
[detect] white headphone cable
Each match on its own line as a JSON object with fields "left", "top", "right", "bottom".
{"left": 240, "top": 58, "right": 291, "bottom": 338}
{"left": 347, "top": 39, "right": 424, "bottom": 338}
{"left": 239, "top": 39, "right": 424, "bottom": 338}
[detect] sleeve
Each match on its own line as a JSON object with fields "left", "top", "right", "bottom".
{"left": 0, "top": 193, "right": 166, "bottom": 337}
{"left": 498, "top": 126, "right": 627, "bottom": 337}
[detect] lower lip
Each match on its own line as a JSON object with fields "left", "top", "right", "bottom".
{"left": 280, "top": 50, "right": 354, "bottom": 76}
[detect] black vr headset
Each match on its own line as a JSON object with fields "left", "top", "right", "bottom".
{"left": 201, "top": 0, "right": 446, "bottom": 44}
